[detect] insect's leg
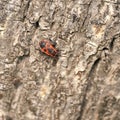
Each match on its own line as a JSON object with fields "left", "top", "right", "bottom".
{"left": 49, "top": 39, "right": 57, "bottom": 47}
{"left": 52, "top": 57, "right": 59, "bottom": 66}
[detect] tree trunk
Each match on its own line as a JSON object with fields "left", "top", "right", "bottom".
{"left": 0, "top": 0, "right": 120, "bottom": 120}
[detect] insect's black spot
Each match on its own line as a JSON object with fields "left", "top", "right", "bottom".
{"left": 40, "top": 41, "right": 46, "bottom": 48}
{"left": 44, "top": 49, "right": 46, "bottom": 52}
{"left": 48, "top": 48, "right": 56, "bottom": 55}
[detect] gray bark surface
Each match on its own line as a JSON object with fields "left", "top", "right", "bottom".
{"left": 0, "top": 0, "right": 120, "bottom": 120}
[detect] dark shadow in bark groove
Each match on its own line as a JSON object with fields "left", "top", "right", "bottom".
{"left": 109, "top": 33, "right": 120, "bottom": 51}
{"left": 109, "top": 37, "right": 115, "bottom": 51}
{"left": 77, "top": 58, "right": 101, "bottom": 120}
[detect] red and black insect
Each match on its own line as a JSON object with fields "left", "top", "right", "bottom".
{"left": 39, "top": 39, "right": 59, "bottom": 58}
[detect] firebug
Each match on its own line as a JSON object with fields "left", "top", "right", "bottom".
{"left": 39, "top": 39, "right": 59, "bottom": 58}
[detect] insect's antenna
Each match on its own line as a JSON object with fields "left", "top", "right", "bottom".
{"left": 49, "top": 38, "right": 53, "bottom": 42}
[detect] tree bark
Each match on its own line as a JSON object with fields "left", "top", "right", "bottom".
{"left": 0, "top": 0, "right": 120, "bottom": 120}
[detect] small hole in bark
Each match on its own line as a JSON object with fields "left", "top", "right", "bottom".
{"left": 0, "top": 93, "right": 3, "bottom": 99}
{"left": 34, "top": 21, "right": 39, "bottom": 28}
{"left": 6, "top": 116, "right": 13, "bottom": 120}
{"left": 13, "top": 79, "right": 22, "bottom": 89}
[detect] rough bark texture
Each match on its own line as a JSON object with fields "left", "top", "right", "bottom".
{"left": 0, "top": 0, "right": 120, "bottom": 120}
